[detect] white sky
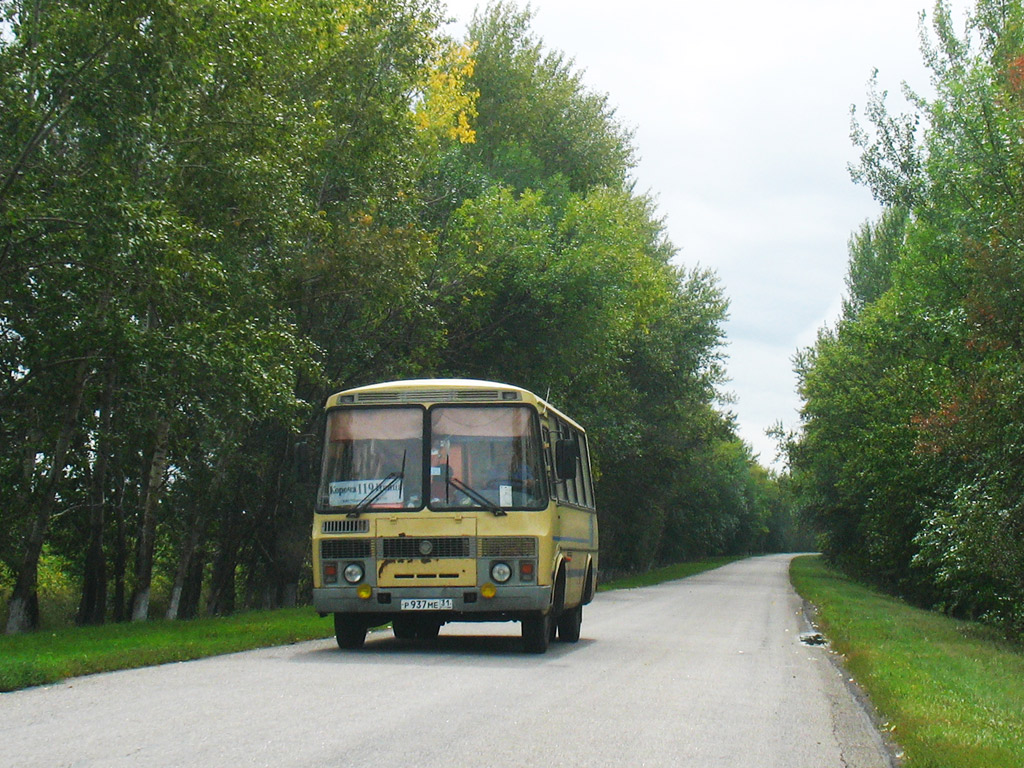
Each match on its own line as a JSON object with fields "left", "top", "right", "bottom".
{"left": 442, "top": 0, "right": 968, "bottom": 468}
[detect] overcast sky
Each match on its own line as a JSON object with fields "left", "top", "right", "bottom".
{"left": 441, "top": 0, "right": 966, "bottom": 468}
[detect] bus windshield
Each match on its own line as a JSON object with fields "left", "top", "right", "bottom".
{"left": 317, "top": 404, "right": 547, "bottom": 512}
{"left": 429, "top": 406, "right": 546, "bottom": 511}
{"left": 318, "top": 407, "right": 424, "bottom": 511}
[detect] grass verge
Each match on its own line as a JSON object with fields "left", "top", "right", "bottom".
{"left": 790, "top": 555, "right": 1024, "bottom": 768}
{"left": 0, "top": 556, "right": 741, "bottom": 693}
{"left": 0, "top": 607, "right": 332, "bottom": 693}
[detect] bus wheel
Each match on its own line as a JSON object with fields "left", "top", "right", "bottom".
{"left": 582, "top": 563, "right": 596, "bottom": 604}
{"left": 557, "top": 604, "right": 582, "bottom": 642}
{"left": 522, "top": 612, "right": 551, "bottom": 654}
{"left": 415, "top": 619, "right": 441, "bottom": 640}
{"left": 392, "top": 616, "right": 417, "bottom": 640}
{"left": 334, "top": 613, "right": 367, "bottom": 649}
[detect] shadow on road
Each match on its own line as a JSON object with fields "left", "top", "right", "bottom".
{"left": 291, "top": 630, "right": 595, "bottom": 667}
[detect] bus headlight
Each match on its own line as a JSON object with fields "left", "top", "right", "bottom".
{"left": 491, "top": 562, "right": 512, "bottom": 583}
{"left": 343, "top": 562, "right": 365, "bottom": 584}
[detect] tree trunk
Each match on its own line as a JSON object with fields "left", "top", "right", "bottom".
{"left": 5, "top": 359, "right": 90, "bottom": 634}
{"left": 165, "top": 520, "right": 205, "bottom": 620}
{"left": 77, "top": 360, "right": 117, "bottom": 625}
{"left": 206, "top": 515, "right": 240, "bottom": 616}
{"left": 130, "top": 417, "right": 171, "bottom": 622}
{"left": 281, "top": 582, "right": 298, "bottom": 608}
{"left": 111, "top": 485, "right": 128, "bottom": 623}
{"left": 164, "top": 585, "right": 182, "bottom": 621}
{"left": 178, "top": 543, "right": 206, "bottom": 619}
{"left": 207, "top": 549, "right": 238, "bottom": 616}
{"left": 76, "top": 506, "right": 108, "bottom": 626}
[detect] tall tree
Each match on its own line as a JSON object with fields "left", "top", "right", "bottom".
{"left": 795, "top": 0, "right": 1024, "bottom": 632}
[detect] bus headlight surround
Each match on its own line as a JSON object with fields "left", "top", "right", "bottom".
{"left": 343, "top": 562, "right": 365, "bottom": 584}
{"left": 491, "top": 561, "right": 512, "bottom": 583}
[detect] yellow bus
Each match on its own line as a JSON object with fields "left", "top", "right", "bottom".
{"left": 311, "top": 378, "right": 598, "bottom": 653}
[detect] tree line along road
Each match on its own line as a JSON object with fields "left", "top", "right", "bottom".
{"left": 0, "top": 554, "right": 894, "bottom": 767}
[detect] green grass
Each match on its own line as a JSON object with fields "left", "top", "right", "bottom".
{"left": 0, "top": 607, "right": 333, "bottom": 692}
{"left": 598, "top": 555, "right": 746, "bottom": 591}
{"left": 0, "top": 556, "right": 741, "bottom": 692}
{"left": 790, "top": 555, "right": 1024, "bottom": 768}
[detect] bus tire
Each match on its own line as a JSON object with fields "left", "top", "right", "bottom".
{"left": 553, "top": 566, "right": 567, "bottom": 614}
{"left": 392, "top": 616, "right": 417, "bottom": 640}
{"left": 415, "top": 619, "right": 441, "bottom": 640}
{"left": 334, "top": 613, "right": 367, "bottom": 649}
{"left": 522, "top": 612, "right": 551, "bottom": 654}
{"left": 393, "top": 616, "right": 440, "bottom": 641}
{"left": 556, "top": 603, "right": 582, "bottom": 642}
{"left": 582, "top": 563, "right": 596, "bottom": 605}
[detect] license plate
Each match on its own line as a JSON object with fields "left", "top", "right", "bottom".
{"left": 400, "top": 598, "right": 453, "bottom": 611}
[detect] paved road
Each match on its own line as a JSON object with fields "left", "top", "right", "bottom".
{"left": 1, "top": 554, "right": 893, "bottom": 767}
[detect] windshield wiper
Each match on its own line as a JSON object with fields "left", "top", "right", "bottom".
{"left": 349, "top": 452, "right": 406, "bottom": 518}
{"left": 347, "top": 472, "right": 402, "bottom": 518}
{"left": 447, "top": 475, "right": 506, "bottom": 517}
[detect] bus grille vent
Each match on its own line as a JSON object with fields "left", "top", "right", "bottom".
{"left": 479, "top": 537, "right": 538, "bottom": 558}
{"left": 453, "top": 390, "right": 512, "bottom": 402}
{"left": 381, "top": 537, "right": 473, "bottom": 558}
{"left": 322, "top": 519, "right": 370, "bottom": 534}
{"left": 353, "top": 389, "right": 517, "bottom": 404}
{"left": 321, "top": 539, "right": 373, "bottom": 559}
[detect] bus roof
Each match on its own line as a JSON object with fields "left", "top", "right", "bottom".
{"left": 325, "top": 378, "right": 585, "bottom": 432}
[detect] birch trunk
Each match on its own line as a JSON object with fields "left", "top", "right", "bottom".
{"left": 130, "top": 417, "right": 171, "bottom": 622}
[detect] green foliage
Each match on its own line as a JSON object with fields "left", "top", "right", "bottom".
{"left": 842, "top": 206, "right": 909, "bottom": 320}
{"left": 0, "top": 547, "right": 77, "bottom": 629}
{"left": 913, "top": 476, "right": 1024, "bottom": 628}
{"left": 464, "top": 2, "right": 634, "bottom": 195}
{"left": 0, "top": 0, "right": 793, "bottom": 632}
{"left": 793, "top": 0, "right": 1024, "bottom": 635}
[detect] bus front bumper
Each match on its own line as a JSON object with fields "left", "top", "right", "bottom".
{"left": 313, "top": 584, "right": 552, "bottom": 619}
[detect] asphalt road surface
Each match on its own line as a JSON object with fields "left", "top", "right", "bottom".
{"left": 1, "top": 554, "right": 894, "bottom": 768}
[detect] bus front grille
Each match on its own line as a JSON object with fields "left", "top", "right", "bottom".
{"left": 322, "top": 519, "right": 370, "bottom": 534}
{"left": 321, "top": 539, "right": 373, "bottom": 559}
{"left": 381, "top": 537, "right": 473, "bottom": 559}
{"left": 479, "top": 536, "right": 538, "bottom": 558}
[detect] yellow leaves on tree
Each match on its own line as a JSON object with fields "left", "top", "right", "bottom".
{"left": 413, "top": 41, "right": 479, "bottom": 146}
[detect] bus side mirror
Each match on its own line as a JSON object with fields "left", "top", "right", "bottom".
{"left": 555, "top": 439, "right": 578, "bottom": 480}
